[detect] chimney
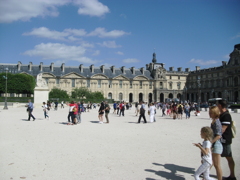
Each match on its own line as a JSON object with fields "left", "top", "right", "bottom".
{"left": 28, "top": 62, "right": 32, "bottom": 71}
{"left": 140, "top": 67, "right": 145, "bottom": 75}
{"left": 169, "top": 67, "right": 174, "bottom": 71}
{"left": 79, "top": 64, "right": 83, "bottom": 73}
{"left": 131, "top": 67, "right": 135, "bottom": 75}
{"left": 146, "top": 64, "right": 149, "bottom": 70}
{"left": 39, "top": 62, "right": 43, "bottom": 71}
{"left": 111, "top": 66, "right": 115, "bottom": 74}
{"left": 101, "top": 65, "right": 105, "bottom": 73}
{"left": 185, "top": 68, "right": 190, "bottom": 72}
{"left": 121, "top": 66, "right": 125, "bottom": 74}
{"left": 50, "top": 62, "right": 54, "bottom": 72}
{"left": 196, "top": 66, "right": 200, "bottom": 71}
{"left": 61, "top": 63, "right": 65, "bottom": 73}
{"left": 90, "top": 64, "right": 94, "bottom": 73}
{"left": 222, "top": 61, "right": 227, "bottom": 66}
{"left": 17, "top": 61, "right": 22, "bottom": 71}
{"left": 177, "top": 67, "right": 182, "bottom": 72}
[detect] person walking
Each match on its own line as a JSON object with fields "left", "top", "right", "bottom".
{"left": 42, "top": 102, "right": 49, "bottom": 119}
{"left": 193, "top": 126, "right": 214, "bottom": 180}
{"left": 162, "top": 103, "right": 166, "bottom": 117}
{"left": 26, "top": 99, "right": 35, "bottom": 121}
{"left": 113, "top": 102, "right": 117, "bottom": 114}
{"left": 148, "top": 102, "right": 156, "bottom": 123}
{"left": 98, "top": 102, "right": 105, "bottom": 124}
{"left": 209, "top": 106, "right": 223, "bottom": 180}
{"left": 61, "top": 101, "right": 64, "bottom": 108}
{"left": 104, "top": 101, "right": 110, "bottom": 123}
{"left": 138, "top": 101, "right": 147, "bottom": 123}
{"left": 217, "top": 100, "right": 236, "bottom": 180}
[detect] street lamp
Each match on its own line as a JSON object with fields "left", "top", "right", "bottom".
{"left": 3, "top": 67, "right": 8, "bottom": 110}
{"left": 197, "top": 76, "right": 201, "bottom": 111}
{"left": 184, "top": 86, "right": 187, "bottom": 103}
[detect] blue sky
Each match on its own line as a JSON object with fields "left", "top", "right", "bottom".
{"left": 0, "top": 0, "right": 239, "bottom": 71}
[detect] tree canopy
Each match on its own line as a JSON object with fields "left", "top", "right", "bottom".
{"left": 0, "top": 73, "right": 35, "bottom": 94}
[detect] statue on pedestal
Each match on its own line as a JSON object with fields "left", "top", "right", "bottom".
{"left": 36, "top": 73, "right": 47, "bottom": 88}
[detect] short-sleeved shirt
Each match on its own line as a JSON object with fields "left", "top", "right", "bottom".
{"left": 219, "top": 111, "right": 232, "bottom": 145}
{"left": 202, "top": 140, "right": 212, "bottom": 165}
{"left": 211, "top": 119, "right": 222, "bottom": 137}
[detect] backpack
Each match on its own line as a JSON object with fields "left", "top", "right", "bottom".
{"left": 178, "top": 105, "right": 182, "bottom": 111}
{"left": 140, "top": 107, "right": 145, "bottom": 114}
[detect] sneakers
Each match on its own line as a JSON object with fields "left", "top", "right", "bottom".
{"left": 99, "top": 121, "right": 103, "bottom": 124}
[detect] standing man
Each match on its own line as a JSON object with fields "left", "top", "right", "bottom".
{"left": 27, "top": 99, "right": 35, "bottom": 121}
{"left": 104, "top": 101, "right": 110, "bottom": 123}
{"left": 61, "top": 101, "right": 64, "bottom": 108}
{"left": 217, "top": 100, "right": 236, "bottom": 180}
{"left": 138, "top": 101, "right": 147, "bottom": 123}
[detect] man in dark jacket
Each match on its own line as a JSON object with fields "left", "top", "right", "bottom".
{"left": 217, "top": 100, "right": 236, "bottom": 180}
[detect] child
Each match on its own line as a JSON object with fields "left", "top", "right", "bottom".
{"left": 42, "top": 102, "right": 49, "bottom": 119}
{"left": 193, "top": 126, "right": 214, "bottom": 180}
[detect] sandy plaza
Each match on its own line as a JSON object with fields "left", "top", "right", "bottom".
{"left": 0, "top": 105, "right": 239, "bottom": 180}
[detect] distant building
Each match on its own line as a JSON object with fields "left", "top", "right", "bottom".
{"left": 0, "top": 44, "right": 239, "bottom": 103}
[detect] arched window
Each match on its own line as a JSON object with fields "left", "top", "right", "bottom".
{"left": 108, "top": 93, "right": 112, "bottom": 99}
{"left": 119, "top": 93, "right": 123, "bottom": 101}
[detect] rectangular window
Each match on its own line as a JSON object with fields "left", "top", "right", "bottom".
{"left": 109, "top": 80, "right": 112, "bottom": 88}
{"left": 56, "top": 78, "right": 60, "bottom": 84}
{"left": 160, "top": 82, "right": 163, "bottom": 89}
{"left": 119, "top": 80, "right": 122, "bottom": 88}
{"left": 130, "top": 81, "right": 132, "bottom": 88}
{"left": 87, "top": 79, "right": 90, "bottom": 88}
{"left": 98, "top": 80, "right": 101, "bottom": 88}
{"left": 45, "top": 78, "right": 48, "bottom": 84}
{"left": 170, "top": 76, "right": 172, "bottom": 79}
{"left": 72, "top": 79, "right": 75, "bottom": 87}
{"left": 149, "top": 81, "right": 152, "bottom": 89}
{"left": 178, "top": 76, "right": 180, "bottom": 80}
{"left": 169, "top": 83, "right": 172, "bottom": 89}
{"left": 140, "top": 81, "right": 142, "bottom": 89}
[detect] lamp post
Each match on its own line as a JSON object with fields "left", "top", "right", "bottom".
{"left": 3, "top": 68, "right": 8, "bottom": 110}
{"left": 184, "top": 86, "right": 187, "bottom": 103}
{"left": 197, "top": 76, "right": 201, "bottom": 111}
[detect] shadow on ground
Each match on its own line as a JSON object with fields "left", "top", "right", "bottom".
{"left": 145, "top": 163, "right": 217, "bottom": 180}
{"left": 145, "top": 163, "right": 195, "bottom": 180}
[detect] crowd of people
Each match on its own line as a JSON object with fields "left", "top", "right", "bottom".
{"left": 25, "top": 99, "right": 236, "bottom": 180}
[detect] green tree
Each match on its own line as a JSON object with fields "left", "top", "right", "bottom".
{"left": 91, "top": 91, "right": 104, "bottom": 100}
{"left": 0, "top": 73, "right": 35, "bottom": 94}
{"left": 71, "top": 87, "right": 90, "bottom": 100}
{"left": 49, "top": 88, "right": 69, "bottom": 99}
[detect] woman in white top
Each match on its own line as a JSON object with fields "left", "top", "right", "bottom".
{"left": 148, "top": 102, "right": 156, "bottom": 123}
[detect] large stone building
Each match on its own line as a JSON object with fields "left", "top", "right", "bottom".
{"left": 0, "top": 44, "right": 239, "bottom": 103}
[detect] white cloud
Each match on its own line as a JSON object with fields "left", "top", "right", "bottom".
{"left": 116, "top": 51, "right": 124, "bottom": 55}
{"left": 74, "top": 0, "right": 110, "bottom": 17}
{"left": 23, "top": 27, "right": 129, "bottom": 42}
{"left": 88, "top": 27, "right": 130, "bottom": 38}
{"left": 189, "top": 58, "right": 219, "bottom": 66}
{"left": 23, "top": 43, "right": 96, "bottom": 64}
{"left": 0, "top": 0, "right": 70, "bottom": 23}
{"left": 231, "top": 32, "right": 240, "bottom": 39}
{"left": 98, "top": 41, "right": 121, "bottom": 48}
{"left": 23, "top": 27, "right": 69, "bottom": 41}
{"left": 122, "top": 58, "right": 140, "bottom": 63}
{"left": 64, "top": 28, "right": 87, "bottom": 36}
{"left": 92, "top": 50, "right": 100, "bottom": 56}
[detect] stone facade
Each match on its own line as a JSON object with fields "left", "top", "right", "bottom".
{"left": 0, "top": 44, "right": 239, "bottom": 103}
{"left": 186, "top": 44, "right": 240, "bottom": 103}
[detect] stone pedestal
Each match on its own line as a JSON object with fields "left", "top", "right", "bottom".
{"left": 34, "top": 87, "right": 49, "bottom": 108}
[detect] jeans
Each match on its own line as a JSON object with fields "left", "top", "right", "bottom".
{"left": 28, "top": 109, "right": 35, "bottom": 120}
